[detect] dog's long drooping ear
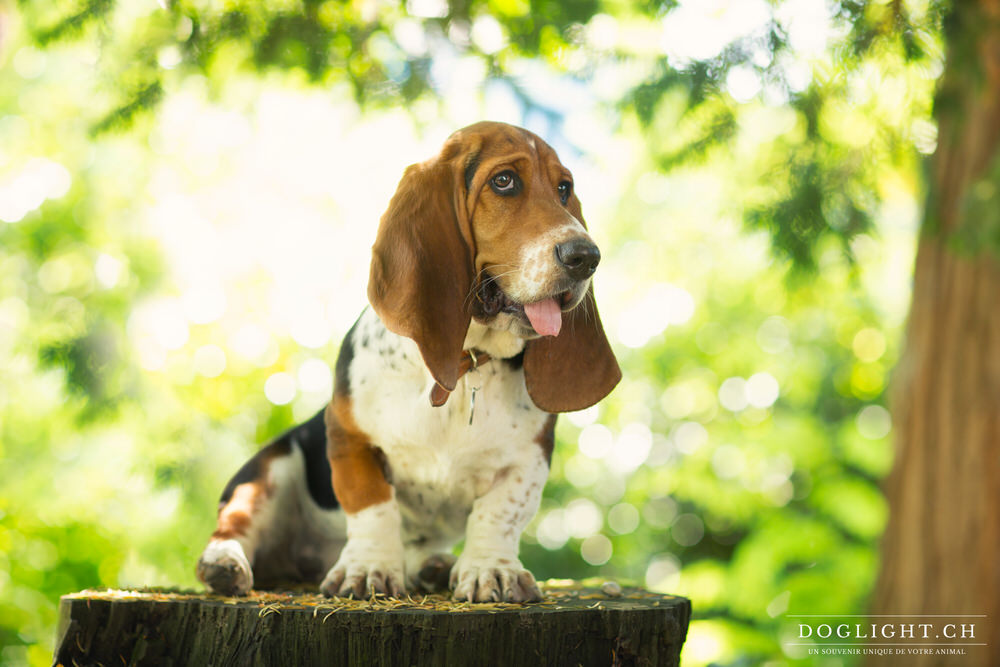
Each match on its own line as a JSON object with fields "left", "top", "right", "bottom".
{"left": 523, "top": 173, "right": 621, "bottom": 413}
{"left": 523, "top": 287, "right": 621, "bottom": 413}
{"left": 368, "top": 145, "right": 475, "bottom": 394}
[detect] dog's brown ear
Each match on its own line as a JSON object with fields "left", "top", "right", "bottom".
{"left": 523, "top": 287, "right": 621, "bottom": 413}
{"left": 368, "top": 152, "right": 474, "bottom": 393}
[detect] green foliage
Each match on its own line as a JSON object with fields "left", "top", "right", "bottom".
{"left": 0, "top": 1, "right": 945, "bottom": 665}
{"left": 15, "top": 0, "right": 598, "bottom": 130}
{"left": 624, "top": 0, "right": 942, "bottom": 271}
{"left": 27, "top": 0, "right": 114, "bottom": 45}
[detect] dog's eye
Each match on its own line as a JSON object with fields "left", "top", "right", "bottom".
{"left": 557, "top": 181, "right": 572, "bottom": 205}
{"left": 490, "top": 171, "right": 519, "bottom": 195}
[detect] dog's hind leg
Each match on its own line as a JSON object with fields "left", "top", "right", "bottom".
{"left": 197, "top": 409, "right": 344, "bottom": 595}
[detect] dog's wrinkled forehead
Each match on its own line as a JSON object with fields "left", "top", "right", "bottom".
{"left": 449, "top": 123, "right": 564, "bottom": 188}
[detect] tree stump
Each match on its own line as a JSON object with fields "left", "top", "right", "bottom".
{"left": 54, "top": 581, "right": 690, "bottom": 666}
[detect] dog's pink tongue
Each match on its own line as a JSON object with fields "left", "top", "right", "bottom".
{"left": 524, "top": 298, "right": 562, "bottom": 337}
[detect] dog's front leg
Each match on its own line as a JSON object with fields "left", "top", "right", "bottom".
{"left": 320, "top": 494, "right": 405, "bottom": 598}
{"left": 451, "top": 450, "right": 549, "bottom": 603}
{"left": 320, "top": 400, "right": 405, "bottom": 598}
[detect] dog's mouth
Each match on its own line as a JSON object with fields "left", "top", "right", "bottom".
{"left": 475, "top": 277, "right": 576, "bottom": 337}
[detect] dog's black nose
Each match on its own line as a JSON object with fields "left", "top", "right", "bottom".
{"left": 555, "top": 239, "right": 601, "bottom": 281}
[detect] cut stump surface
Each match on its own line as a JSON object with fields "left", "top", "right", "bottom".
{"left": 55, "top": 580, "right": 690, "bottom": 666}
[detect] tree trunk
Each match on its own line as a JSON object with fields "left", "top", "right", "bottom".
{"left": 53, "top": 585, "right": 690, "bottom": 667}
{"left": 871, "top": 1, "right": 1000, "bottom": 664}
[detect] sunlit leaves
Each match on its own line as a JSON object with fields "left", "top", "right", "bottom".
{"left": 621, "top": 2, "right": 942, "bottom": 275}
{"left": 91, "top": 81, "right": 164, "bottom": 135}
{"left": 28, "top": 0, "right": 114, "bottom": 46}
{"left": 16, "top": 0, "right": 593, "bottom": 133}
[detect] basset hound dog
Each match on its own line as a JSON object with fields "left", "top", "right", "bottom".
{"left": 196, "top": 121, "right": 621, "bottom": 603}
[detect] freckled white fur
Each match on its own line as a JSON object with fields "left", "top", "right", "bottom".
{"left": 201, "top": 308, "right": 557, "bottom": 600}
{"left": 510, "top": 222, "right": 592, "bottom": 302}
{"left": 333, "top": 308, "right": 552, "bottom": 597}
{"left": 320, "top": 496, "right": 405, "bottom": 595}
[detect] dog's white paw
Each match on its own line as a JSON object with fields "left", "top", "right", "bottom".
{"left": 320, "top": 544, "right": 405, "bottom": 598}
{"left": 197, "top": 539, "right": 253, "bottom": 596}
{"left": 450, "top": 554, "right": 542, "bottom": 603}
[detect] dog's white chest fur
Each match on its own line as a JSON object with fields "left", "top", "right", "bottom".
{"left": 348, "top": 309, "right": 550, "bottom": 548}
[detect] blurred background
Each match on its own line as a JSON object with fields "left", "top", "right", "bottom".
{"left": 0, "top": 0, "right": 953, "bottom": 665}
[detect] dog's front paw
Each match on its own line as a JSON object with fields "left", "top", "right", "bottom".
{"left": 320, "top": 548, "right": 405, "bottom": 598}
{"left": 450, "top": 555, "right": 542, "bottom": 603}
{"left": 197, "top": 539, "right": 253, "bottom": 596}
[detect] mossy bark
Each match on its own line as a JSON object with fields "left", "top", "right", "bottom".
{"left": 53, "top": 585, "right": 690, "bottom": 667}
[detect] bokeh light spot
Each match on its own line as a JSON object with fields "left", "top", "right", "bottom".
{"left": 726, "top": 64, "right": 761, "bottom": 102}
{"left": 718, "top": 377, "right": 748, "bottom": 412}
{"left": 610, "top": 422, "right": 653, "bottom": 473}
{"left": 745, "top": 372, "right": 779, "bottom": 408}
{"left": 857, "top": 405, "right": 892, "bottom": 439}
{"left": 711, "top": 443, "right": 745, "bottom": 480}
{"left": 193, "top": 344, "right": 227, "bottom": 378}
{"left": 94, "top": 254, "right": 125, "bottom": 289}
{"left": 536, "top": 510, "right": 568, "bottom": 550}
{"left": 645, "top": 552, "right": 681, "bottom": 592}
{"left": 852, "top": 327, "right": 886, "bottom": 362}
{"left": 182, "top": 283, "right": 226, "bottom": 324}
{"left": 564, "top": 498, "right": 603, "bottom": 539}
{"left": 578, "top": 423, "right": 613, "bottom": 459}
{"left": 566, "top": 404, "right": 599, "bottom": 427}
{"left": 756, "top": 316, "right": 790, "bottom": 353}
{"left": 264, "top": 372, "right": 296, "bottom": 405}
{"left": 671, "top": 513, "right": 705, "bottom": 547}
{"left": 297, "top": 358, "right": 333, "bottom": 395}
{"left": 616, "top": 283, "right": 696, "bottom": 349}
{"left": 471, "top": 16, "right": 505, "bottom": 54}
{"left": 608, "top": 503, "right": 640, "bottom": 535}
{"left": 580, "top": 534, "right": 613, "bottom": 566}
{"left": 672, "top": 421, "right": 708, "bottom": 455}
